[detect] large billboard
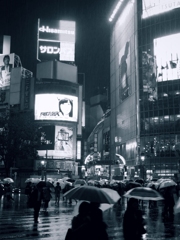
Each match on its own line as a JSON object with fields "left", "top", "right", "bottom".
{"left": 154, "top": 33, "right": 180, "bottom": 82}
{"left": 34, "top": 93, "right": 78, "bottom": 122}
{"left": 142, "top": 0, "right": 180, "bottom": 19}
{"left": 37, "top": 19, "right": 76, "bottom": 62}
{"left": 38, "top": 125, "right": 74, "bottom": 159}
{"left": 0, "top": 53, "right": 15, "bottom": 89}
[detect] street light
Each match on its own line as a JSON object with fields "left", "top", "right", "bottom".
{"left": 41, "top": 160, "right": 47, "bottom": 181}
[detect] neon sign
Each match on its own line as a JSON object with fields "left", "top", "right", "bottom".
{"left": 39, "top": 26, "right": 74, "bottom": 35}
{"left": 37, "top": 19, "right": 76, "bottom": 62}
{"left": 142, "top": 0, "right": 180, "bottom": 18}
{"left": 40, "top": 46, "right": 60, "bottom": 54}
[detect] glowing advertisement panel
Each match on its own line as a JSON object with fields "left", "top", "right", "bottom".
{"left": 38, "top": 125, "right": 74, "bottom": 159}
{"left": 35, "top": 94, "right": 78, "bottom": 122}
{"left": 37, "top": 19, "right": 76, "bottom": 62}
{"left": 142, "top": 0, "right": 180, "bottom": 19}
{"left": 0, "top": 53, "right": 15, "bottom": 89}
{"left": 154, "top": 33, "right": 180, "bottom": 82}
{"left": 54, "top": 126, "right": 73, "bottom": 158}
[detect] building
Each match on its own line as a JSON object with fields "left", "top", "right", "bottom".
{"left": 109, "top": 0, "right": 180, "bottom": 180}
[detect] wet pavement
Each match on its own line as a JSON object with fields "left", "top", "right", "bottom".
{"left": 0, "top": 194, "right": 180, "bottom": 240}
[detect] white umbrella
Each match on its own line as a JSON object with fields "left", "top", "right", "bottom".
{"left": 124, "top": 187, "right": 164, "bottom": 201}
{"left": 3, "top": 178, "right": 14, "bottom": 184}
{"left": 63, "top": 186, "right": 121, "bottom": 204}
{"left": 159, "top": 180, "right": 177, "bottom": 189}
{"left": 25, "top": 178, "right": 40, "bottom": 184}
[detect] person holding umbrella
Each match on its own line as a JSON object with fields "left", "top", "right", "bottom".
{"left": 123, "top": 198, "right": 146, "bottom": 240}
{"left": 30, "top": 185, "right": 43, "bottom": 223}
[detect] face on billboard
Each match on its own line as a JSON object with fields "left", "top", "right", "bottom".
{"left": 37, "top": 19, "right": 76, "bottom": 62}
{"left": 35, "top": 93, "right": 78, "bottom": 122}
{"left": 154, "top": 33, "right": 180, "bottom": 82}
{"left": 0, "top": 53, "right": 14, "bottom": 89}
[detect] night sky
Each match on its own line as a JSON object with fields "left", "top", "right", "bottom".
{"left": 1, "top": 0, "right": 115, "bottom": 102}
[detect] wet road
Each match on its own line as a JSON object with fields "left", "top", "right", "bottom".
{"left": 0, "top": 194, "right": 180, "bottom": 240}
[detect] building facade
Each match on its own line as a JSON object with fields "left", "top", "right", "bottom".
{"left": 110, "top": 0, "right": 180, "bottom": 180}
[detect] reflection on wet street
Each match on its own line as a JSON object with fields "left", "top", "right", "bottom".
{"left": 0, "top": 194, "right": 180, "bottom": 239}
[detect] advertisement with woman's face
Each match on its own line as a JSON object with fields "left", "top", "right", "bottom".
{"left": 34, "top": 93, "right": 78, "bottom": 122}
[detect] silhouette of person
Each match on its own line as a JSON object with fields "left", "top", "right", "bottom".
{"left": 119, "top": 41, "right": 129, "bottom": 100}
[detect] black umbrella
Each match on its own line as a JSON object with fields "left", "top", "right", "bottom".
{"left": 135, "top": 179, "right": 144, "bottom": 185}
{"left": 36, "top": 181, "right": 54, "bottom": 189}
{"left": 126, "top": 182, "right": 142, "bottom": 191}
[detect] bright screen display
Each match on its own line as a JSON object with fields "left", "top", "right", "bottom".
{"left": 154, "top": 33, "right": 180, "bottom": 82}
{"left": 37, "top": 19, "right": 76, "bottom": 62}
{"left": 142, "top": 0, "right": 180, "bottom": 19}
{"left": 35, "top": 94, "right": 78, "bottom": 122}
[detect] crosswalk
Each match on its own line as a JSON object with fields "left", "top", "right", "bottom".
{"left": 0, "top": 195, "right": 122, "bottom": 240}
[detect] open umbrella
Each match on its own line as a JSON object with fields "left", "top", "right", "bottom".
{"left": 25, "top": 178, "right": 40, "bottom": 184}
{"left": 3, "top": 178, "right": 14, "bottom": 184}
{"left": 63, "top": 185, "right": 121, "bottom": 204}
{"left": 159, "top": 179, "right": 177, "bottom": 189}
{"left": 126, "top": 181, "right": 142, "bottom": 191}
{"left": 135, "top": 178, "right": 144, "bottom": 185}
{"left": 36, "top": 180, "right": 54, "bottom": 189}
{"left": 123, "top": 187, "right": 164, "bottom": 201}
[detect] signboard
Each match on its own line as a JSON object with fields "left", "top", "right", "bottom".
{"left": 154, "top": 33, "right": 180, "bottom": 82}
{"left": 0, "top": 53, "right": 15, "bottom": 89}
{"left": 37, "top": 125, "right": 55, "bottom": 150}
{"left": 37, "top": 19, "right": 76, "bottom": 62}
{"left": 142, "top": 0, "right": 180, "bottom": 19}
{"left": 34, "top": 93, "right": 78, "bottom": 122}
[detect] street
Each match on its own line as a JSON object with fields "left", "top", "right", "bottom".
{"left": 0, "top": 194, "right": 180, "bottom": 240}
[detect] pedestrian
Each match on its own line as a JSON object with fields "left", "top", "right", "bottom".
{"left": 25, "top": 182, "right": 32, "bottom": 206}
{"left": 162, "top": 186, "right": 177, "bottom": 219}
{"left": 4, "top": 183, "right": 14, "bottom": 205}
{"left": 42, "top": 185, "right": 52, "bottom": 212}
{"left": 65, "top": 201, "right": 109, "bottom": 240}
{"left": 30, "top": 185, "right": 43, "bottom": 223}
{"left": 123, "top": 198, "right": 146, "bottom": 240}
{"left": 55, "top": 182, "right": 61, "bottom": 206}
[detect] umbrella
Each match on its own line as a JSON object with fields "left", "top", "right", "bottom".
{"left": 123, "top": 187, "right": 164, "bottom": 201}
{"left": 36, "top": 180, "right": 54, "bottom": 189}
{"left": 159, "top": 179, "right": 177, "bottom": 189}
{"left": 63, "top": 185, "right": 121, "bottom": 204}
{"left": 25, "top": 178, "right": 40, "bottom": 184}
{"left": 3, "top": 178, "right": 14, "bottom": 184}
{"left": 135, "top": 179, "right": 144, "bottom": 184}
{"left": 126, "top": 181, "right": 142, "bottom": 191}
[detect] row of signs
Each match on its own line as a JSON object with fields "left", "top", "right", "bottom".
{"left": 37, "top": 19, "right": 76, "bottom": 62}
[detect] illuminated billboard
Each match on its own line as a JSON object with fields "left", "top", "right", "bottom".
{"left": 0, "top": 53, "right": 15, "bottom": 89}
{"left": 154, "top": 33, "right": 180, "bottom": 82}
{"left": 34, "top": 93, "right": 78, "bottom": 122}
{"left": 142, "top": 0, "right": 180, "bottom": 19}
{"left": 37, "top": 125, "right": 55, "bottom": 150}
{"left": 38, "top": 125, "right": 74, "bottom": 159}
{"left": 37, "top": 19, "right": 76, "bottom": 62}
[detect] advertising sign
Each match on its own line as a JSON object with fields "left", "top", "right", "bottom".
{"left": 37, "top": 125, "right": 55, "bottom": 150}
{"left": 37, "top": 19, "right": 76, "bottom": 62}
{"left": 119, "top": 41, "right": 130, "bottom": 101}
{"left": 34, "top": 93, "right": 78, "bottom": 122}
{"left": 154, "top": 33, "right": 180, "bottom": 82}
{"left": 0, "top": 53, "right": 14, "bottom": 89}
{"left": 142, "top": 0, "right": 180, "bottom": 19}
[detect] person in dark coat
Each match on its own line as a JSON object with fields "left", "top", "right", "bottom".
{"left": 65, "top": 201, "right": 109, "bottom": 240}
{"left": 162, "top": 186, "right": 176, "bottom": 219}
{"left": 30, "top": 185, "right": 43, "bottom": 223}
{"left": 123, "top": 198, "right": 146, "bottom": 240}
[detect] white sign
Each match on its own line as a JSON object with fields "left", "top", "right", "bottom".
{"left": 35, "top": 93, "right": 78, "bottom": 122}
{"left": 142, "top": 0, "right": 180, "bottom": 18}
